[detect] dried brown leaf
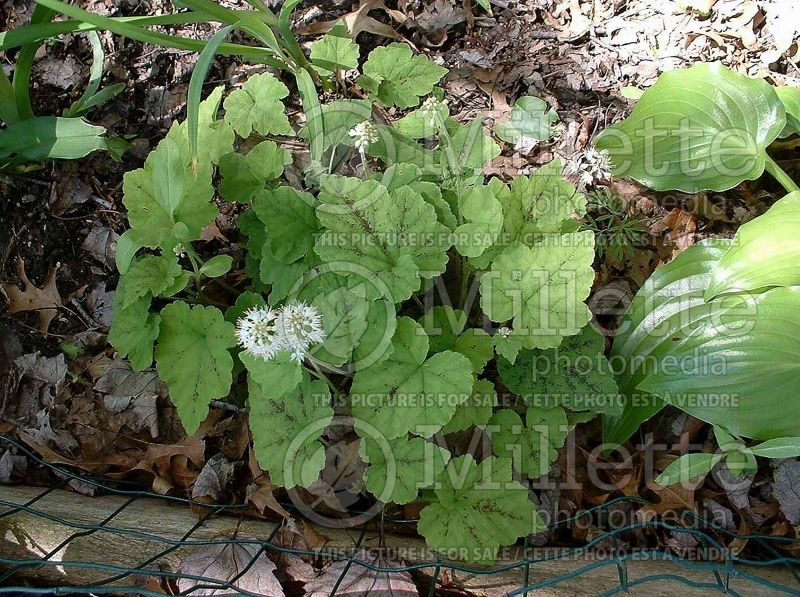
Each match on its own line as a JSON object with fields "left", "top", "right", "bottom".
{"left": 2, "top": 258, "right": 62, "bottom": 332}
{"left": 178, "top": 543, "right": 285, "bottom": 596}
{"left": 304, "top": 550, "right": 417, "bottom": 597}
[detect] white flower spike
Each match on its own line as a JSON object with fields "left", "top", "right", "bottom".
{"left": 276, "top": 301, "right": 326, "bottom": 362}
{"left": 565, "top": 146, "right": 613, "bottom": 186}
{"left": 236, "top": 306, "right": 284, "bottom": 361}
{"left": 348, "top": 120, "right": 379, "bottom": 153}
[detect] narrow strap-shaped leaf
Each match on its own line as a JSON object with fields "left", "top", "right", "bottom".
{"left": 296, "top": 68, "right": 324, "bottom": 163}
{"left": 0, "top": 66, "right": 18, "bottom": 124}
{"left": 12, "top": 4, "right": 56, "bottom": 120}
{"left": 278, "top": 0, "right": 308, "bottom": 69}
{"left": 187, "top": 23, "right": 236, "bottom": 173}
{"left": 64, "top": 31, "right": 104, "bottom": 117}
{"left": 34, "top": 0, "right": 284, "bottom": 67}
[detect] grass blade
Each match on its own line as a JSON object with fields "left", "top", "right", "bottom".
{"left": 188, "top": 23, "right": 236, "bottom": 172}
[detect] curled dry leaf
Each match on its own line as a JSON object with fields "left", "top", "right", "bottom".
{"left": 1, "top": 258, "right": 62, "bottom": 333}
{"left": 297, "top": 0, "right": 409, "bottom": 44}
{"left": 178, "top": 543, "right": 285, "bottom": 596}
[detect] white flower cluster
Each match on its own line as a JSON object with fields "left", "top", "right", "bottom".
{"left": 565, "top": 147, "right": 613, "bottom": 186}
{"left": 236, "top": 301, "right": 326, "bottom": 363}
{"left": 348, "top": 120, "right": 379, "bottom": 153}
{"left": 419, "top": 96, "right": 445, "bottom": 127}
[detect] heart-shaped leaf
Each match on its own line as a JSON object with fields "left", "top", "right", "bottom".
{"left": 596, "top": 63, "right": 785, "bottom": 192}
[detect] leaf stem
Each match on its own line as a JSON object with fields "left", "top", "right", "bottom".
{"left": 764, "top": 155, "right": 800, "bottom": 194}
{"left": 307, "top": 358, "right": 339, "bottom": 395}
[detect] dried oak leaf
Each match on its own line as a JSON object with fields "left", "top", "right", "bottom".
{"left": 304, "top": 550, "right": 417, "bottom": 597}
{"left": 178, "top": 543, "right": 285, "bottom": 596}
{"left": 2, "top": 258, "right": 62, "bottom": 332}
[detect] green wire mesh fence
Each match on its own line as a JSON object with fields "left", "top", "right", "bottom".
{"left": 1, "top": 434, "right": 799, "bottom": 596}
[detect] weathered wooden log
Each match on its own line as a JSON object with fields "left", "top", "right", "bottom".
{"left": 0, "top": 485, "right": 797, "bottom": 596}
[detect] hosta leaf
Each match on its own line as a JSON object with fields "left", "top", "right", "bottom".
{"left": 471, "top": 161, "right": 586, "bottom": 270}
{"left": 361, "top": 436, "right": 450, "bottom": 504}
{"left": 706, "top": 191, "right": 800, "bottom": 299}
{"left": 314, "top": 175, "right": 452, "bottom": 303}
{"left": 776, "top": 86, "right": 800, "bottom": 137}
{"left": 0, "top": 116, "right": 112, "bottom": 162}
{"left": 418, "top": 306, "right": 493, "bottom": 374}
{"left": 497, "top": 325, "right": 621, "bottom": 415}
{"left": 656, "top": 453, "right": 722, "bottom": 485}
{"left": 360, "top": 43, "right": 448, "bottom": 109}
{"left": 123, "top": 135, "right": 216, "bottom": 248}
{"left": 108, "top": 295, "right": 160, "bottom": 371}
{"left": 480, "top": 233, "right": 596, "bottom": 350}
{"left": 442, "top": 379, "right": 498, "bottom": 433}
{"left": 250, "top": 374, "right": 333, "bottom": 488}
{"left": 417, "top": 455, "right": 546, "bottom": 563}
{"left": 488, "top": 407, "right": 568, "bottom": 478}
{"left": 350, "top": 317, "right": 474, "bottom": 439}
{"left": 223, "top": 72, "right": 293, "bottom": 138}
{"left": 748, "top": 437, "right": 800, "bottom": 459}
{"left": 596, "top": 63, "right": 785, "bottom": 192}
{"left": 218, "top": 140, "right": 291, "bottom": 203}
{"left": 155, "top": 303, "right": 236, "bottom": 434}
{"left": 608, "top": 238, "right": 800, "bottom": 443}
{"left": 310, "top": 20, "right": 359, "bottom": 75}
{"left": 252, "top": 186, "right": 319, "bottom": 264}
{"left": 453, "top": 185, "right": 503, "bottom": 258}
{"left": 120, "top": 254, "right": 181, "bottom": 308}
{"left": 494, "top": 96, "right": 558, "bottom": 146}
{"left": 243, "top": 351, "right": 303, "bottom": 401}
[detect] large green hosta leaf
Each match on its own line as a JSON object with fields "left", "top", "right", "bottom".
{"left": 596, "top": 63, "right": 785, "bottom": 192}
{"left": 607, "top": 239, "right": 800, "bottom": 444}
{"left": 706, "top": 192, "right": 800, "bottom": 298}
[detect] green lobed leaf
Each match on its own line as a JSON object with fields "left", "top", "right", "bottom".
{"left": 314, "top": 175, "right": 452, "bottom": 303}
{"left": 360, "top": 43, "right": 448, "bottom": 109}
{"left": 479, "top": 232, "right": 596, "bottom": 350}
{"left": 595, "top": 63, "right": 786, "bottom": 193}
{"left": 249, "top": 373, "right": 333, "bottom": 488}
{"left": 252, "top": 186, "right": 319, "bottom": 264}
{"left": 488, "top": 406, "right": 568, "bottom": 478}
{"left": 453, "top": 185, "right": 504, "bottom": 258}
{"left": 120, "top": 253, "right": 182, "bottom": 309}
{"left": 310, "top": 20, "right": 359, "bottom": 76}
{"left": 218, "top": 140, "right": 291, "bottom": 203}
{"left": 350, "top": 317, "right": 474, "bottom": 439}
{"left": 417, "top": 455, "right": 546, "bottom": 563}
{"left": 108, "top": 294, "right": 160, "bottom": 372}
{"left": 242, "top": 351, "right": 303, "bottom": 401}
{"left": 442, "top": 379, "right": 498, "bottom": 434}
{"left": 655, "top": 453, "right": 722, "bottom": 486}
{"left": 418, "top": 306, "right": 493, "bottom": 374}
{"left": 497, "top": 325, "right": 621, "bottom": 415}
{"left": 155, "top": 303, "right": 236, "bottom": 434}
{"left": 706, "top": 191, "right": 800, "bottom": 299}
{"left": 223, "top": 72, "right": 293, "bottom": 138}
{"left": 123, "top": 135, "right": 216, "bottom": 249}
{"left": 471, "top": 161, "right": 587, "bottom": 270}
{"left": 446, "top": 117, "right": 500, "bottom": 173}
{"left": 361, "top": 436, "right": 450, "bottom": 504}
{"left": 494, "top": 96, "right": 558, "bottom": 146}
